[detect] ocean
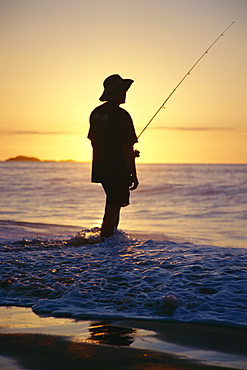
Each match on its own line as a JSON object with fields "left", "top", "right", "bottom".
{"left": 0, "top": 162, "right": 247, "bottom": 328}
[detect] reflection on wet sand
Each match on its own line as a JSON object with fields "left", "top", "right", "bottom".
{"left": 1, "top": 307, "right": 247, "bottom": 369}
{"left": 0, "top": 332, "right": 216, "bottom": 370}
{"left": 88, "top": 321, "right": 136, "bottom": 346}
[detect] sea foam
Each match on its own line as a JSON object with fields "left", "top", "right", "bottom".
{"left": 1, "top": 228, "right": 246, "bottom": 328}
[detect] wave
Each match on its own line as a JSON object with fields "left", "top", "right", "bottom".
{"left": 0, "top": 219, "right": 82, "bottom": 243}
{"left": 139, "top": 182, "right": 247, "bottom": 198}
{"left": 0, "top": 225, "right": 247, "bottom": 329}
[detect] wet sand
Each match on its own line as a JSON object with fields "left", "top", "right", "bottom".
{"left": 0, "top": 307, "right": 247, "bottom": 369}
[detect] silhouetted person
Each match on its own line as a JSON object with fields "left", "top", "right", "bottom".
{"left": 88, "top": 74, "right": 139, "bottom": 240}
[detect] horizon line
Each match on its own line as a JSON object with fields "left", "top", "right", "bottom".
{"left": 1, "top": 156, "right": 246, "bottom": 166}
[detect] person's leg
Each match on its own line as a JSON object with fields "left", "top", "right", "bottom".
{"left": 101, "top": 204, "right": 121, "bottom": 239}
{"left": 114, "top": 208, "right": 120, "bottom": 229}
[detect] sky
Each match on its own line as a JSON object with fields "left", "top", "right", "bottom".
{"left": 0, "top": 0, "right": 246, "bottom": 163}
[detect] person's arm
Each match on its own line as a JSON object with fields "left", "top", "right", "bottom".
{"left": 122, "top": 145, "right": 139, "bottom": 190}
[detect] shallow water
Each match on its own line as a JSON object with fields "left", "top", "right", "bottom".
{"left": 0, "top": 226, "right": 246, "bottom": 329}
{"left": 0, "top": 162, "right": 247, "bottom": 248}
{"left": 0, "top": 162, "right": 246, "bottom": 329}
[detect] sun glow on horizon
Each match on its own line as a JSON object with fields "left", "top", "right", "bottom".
{"left": 1, "top": 0, "right": 247, "bottom": 163}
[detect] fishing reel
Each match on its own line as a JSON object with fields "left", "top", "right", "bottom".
{"left": 134, "top": 149, "right": 140, "bottom": 158}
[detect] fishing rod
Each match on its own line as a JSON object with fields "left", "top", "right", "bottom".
{"left": 137, "top": 21, "right": 235, "bottom": 139}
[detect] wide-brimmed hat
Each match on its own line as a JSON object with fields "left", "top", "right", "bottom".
{"left": 99, "top": 74, "right": 134, "bottom": 101}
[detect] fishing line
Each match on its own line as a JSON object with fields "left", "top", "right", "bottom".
{"left": 137, "top": 21, "right": 235, "bottom": 139}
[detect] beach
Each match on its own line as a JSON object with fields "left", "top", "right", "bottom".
{"left": 1, "top": 0, "right": 247, "bottom": 366}
{"left": 0, "top": 162, "right": 247, "bottom": 369}
{"left": 1, "top": 307, "right": 247, "bottom": 369}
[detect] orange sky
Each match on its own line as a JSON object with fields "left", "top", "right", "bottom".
{"left": 0, "top": 0, "right": 247, "bottom": 163}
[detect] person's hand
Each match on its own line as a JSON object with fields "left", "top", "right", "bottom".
{"left": 134, "top": 150, "right": 140, "bottom": 158}
{"left": 129, "top": 175, "right": 139, "bottom": 190}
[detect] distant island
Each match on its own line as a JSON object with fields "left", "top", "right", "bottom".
{"left": 5, "top": 155, "right": 78, "bottom": 162}
{"left": 6, "top": 156, "right": 41, "bottom": 162}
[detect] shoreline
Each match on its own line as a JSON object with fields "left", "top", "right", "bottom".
{"left": 0, "top": 307, "right": 246, "bottom": 369}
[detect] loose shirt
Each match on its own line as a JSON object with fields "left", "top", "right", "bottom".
{"left": 88, "top": 102, "right": 137, "bottom": 184}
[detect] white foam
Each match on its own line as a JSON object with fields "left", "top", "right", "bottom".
{"left": 1, "top": 228, "right": 246, "bottom": 328}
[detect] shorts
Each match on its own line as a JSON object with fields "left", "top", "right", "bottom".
{"left": 102, "top": 181, "right": 130, "bottom": 207}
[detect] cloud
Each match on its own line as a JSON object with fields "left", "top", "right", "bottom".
{"left": 0, "top": 130, "right": 80, "bottom": 136}
{"left": 148, "top": 126, "right": 237, "bottom": 131}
